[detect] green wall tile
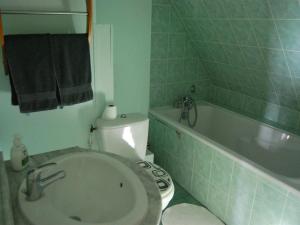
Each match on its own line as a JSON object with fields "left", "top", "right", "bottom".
{"left": 262, "top": 49, "right": 290, "bottom": 75}
{"left": 152, "top": 5, "right": 170, "bottom": 33}
{"left": 286, "top": 51, "right": 300, "bottom": 77}
{"left": 150, "top": 59, "right": 168, "bottom": 85}
{"left": 277, "top": 107, "right": 299, "bottom": 130}
{"left": 277, "top": 20, "right": 300, "bottom": 51}
{"left": 210, "top": 151, "right": 234, "bottom": 192}
{"left": 168, "top": 34, "right": 186, "bottom": 58}
{"left": 184, "top": 59, "right": 200, "bottom": 81}
{"left": 213, "top": 20, "right": 237, "bottom": 44}
{"left": 167, "top": 59, "right": 185, "bottom": 82}
{"left": 191, "top": 173, "right": 210, "bottom": 205}
{"left": 223, "top": 45, "right": 247, "bottom": 67}
{"left": 252, "top": 20, "right": 282, "bottom": 49}
{"left": 150, "top": 85, "right": 166, "bottom": 107}
{"left": 230, "top": 20, "right": 258, "bottom": 47}
{"left": 229, "top": 164, "right": 257, "bottom": 202}
{"left": 151, "top": 0, "right": 300, "bottom": 136}
{"left": 169, "top": 10, "right": 186, "bottom": 33}
{"left": 153, "top": 0, "right": 170, "bottom": 5}
{"left": 270, "top": 0, "right": 300, "bottom": 19}
{"left": 150, "top": 0, "right": 210, "bottom": 107}
{"left": 203, "top": 0, "right": 227, "bottom": 18}
{"left": 193, "top": 143, "right": 213, "bottom": 178}
{"left": 244, "top": 0, "right": 272, "bottom": 18}
{"left": 241, "top": 47, "right": 266, "bottom": 70}
{"left": 151, "top": 33, "right": 169, "bottom": 59}
{"left": 223, "top": 0, "right": 247, "bottom": 18}
{"left": 281, "top": 192, "right": 300, "bottom": 225}
{"left": 250, "top": 179, "right": 287, "bottom": 225}
{"left": 176, "top": 133, "right": 195, "bottom": 165}
{"left": 207, "top": 184, "right": 229, "bottom": 221}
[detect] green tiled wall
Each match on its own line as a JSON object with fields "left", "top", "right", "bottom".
{"left": 150, "top": 0, "right": 210, "bottom": 107}
{"left": 163, "top": 0, "right": 300, "bottom": 134}
{"left": 149, "top": 116, "right": 300, "bottom": 225}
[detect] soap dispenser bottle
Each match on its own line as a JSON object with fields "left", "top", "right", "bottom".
{"left": 10, "top": 135, "right": 29, "bottom": 171}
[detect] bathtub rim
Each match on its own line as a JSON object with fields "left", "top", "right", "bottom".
{"left": 149, "top": 101, "right": 300, "bottom": 198}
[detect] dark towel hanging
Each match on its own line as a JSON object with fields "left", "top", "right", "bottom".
{"left": 50, "top": 34, "right": 93, "bottom": 105}
{"left": 4, "top": 34, "right": 58, "bottom": 113}
{"left": 4, "top": 33, "right": 93, "bottom": 113}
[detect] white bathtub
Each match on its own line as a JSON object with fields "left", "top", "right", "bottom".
{"left": 150, "top": 101, "right": 300, "bottom": 192}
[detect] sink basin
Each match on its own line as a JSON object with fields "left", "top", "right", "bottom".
{"left": 18, "top": 152, "right": 148, "bottom": 225}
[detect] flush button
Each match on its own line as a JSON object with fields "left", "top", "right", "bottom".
{"left": 121, "top": 114, "right": 127, "bottom": 118}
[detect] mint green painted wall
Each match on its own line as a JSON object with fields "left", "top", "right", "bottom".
{"left": 167, "top": 0, "right": 300, "bottom": 134}
{"left": 96, "top": 0, "right": 152, "bottom": 114}
{"left": 150, "top": 0, "right": 210, "bottom": 107}
{"left": 0, "top": 0, "right": 152, "bottom": 159}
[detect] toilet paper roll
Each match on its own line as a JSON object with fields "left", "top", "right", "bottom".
{"left": 102, "top": 104, "right": 118, "bottom": 120}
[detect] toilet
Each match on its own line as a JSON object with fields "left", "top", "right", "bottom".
{"left": 96, "top": 113, "right": 174, "bottom": 210}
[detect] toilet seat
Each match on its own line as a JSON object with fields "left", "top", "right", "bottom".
{"left": 162, "top": 204, "right": 224, "bottom": 225}
{"left": 137, "top": 161, "right": 174, "bottom": 209}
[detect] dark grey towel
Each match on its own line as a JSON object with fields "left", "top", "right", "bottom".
{"left": 5, "top": 34, "right": 58, "bottom": 113}
{"left": 51, "top": 34, "right": 93, "bottom": 106}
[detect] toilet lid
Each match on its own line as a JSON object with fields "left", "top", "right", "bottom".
{"left": 162, "top": 204, "right": 224, "bottom": 225}
{"left": 136, "top": 161, "right": 173, "bottom": 197}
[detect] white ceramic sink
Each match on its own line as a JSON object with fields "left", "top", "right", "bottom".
{"left": 18, "top": 152, "right": 148, "bottom": 225}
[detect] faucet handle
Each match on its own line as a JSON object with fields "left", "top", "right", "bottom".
{"left": 26, "top": 162, "right": 57, "bottom": 179}
{"left": 37, "top": 162, "right": 57, "bottom": 169}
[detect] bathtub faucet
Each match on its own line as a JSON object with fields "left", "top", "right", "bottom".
{"left": 174, "top": 95, "right": 192, "bottom": 108}
{"left": 181, "top": 96, "right": 194, "bottom": 119}
{"left": 174, "top": 96, "right": 198, "bottom": 128}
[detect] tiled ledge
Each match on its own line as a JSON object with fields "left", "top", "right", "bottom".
{"left": 0, "top": 152, "right": 14, "bottom": 225}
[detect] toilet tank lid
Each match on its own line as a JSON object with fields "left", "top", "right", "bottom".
{"left": 96, "top": 113, "right": 148, "bottom": 129}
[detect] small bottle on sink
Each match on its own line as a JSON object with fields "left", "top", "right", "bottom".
{"left": 10, "top": 135, "right": 29, "bottom": 171}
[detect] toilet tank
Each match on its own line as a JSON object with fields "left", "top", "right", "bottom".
{"left": 96, "top": 114, "right": 149, "bottom": 161}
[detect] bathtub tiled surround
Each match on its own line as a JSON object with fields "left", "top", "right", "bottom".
{"left": 149, "top": 116, "right": 300, "bottom": 225}
{"left": 209, "top": 86, "right": 300, "bottom": 134}
{"left": 150, "top": 0, "right": 210, "bottom": 107}
{"left": 169, "top": 0, "right": 300, "bottom": 135}
{"left": 150, "top": 0, "right": 300, "bottom": 136}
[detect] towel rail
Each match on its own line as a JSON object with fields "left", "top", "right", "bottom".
{"left": 0, "top": 0, "right": 93, "bottom": 53}
{"left": 0, "top": 10, "right": 88, "bottom": 16}
{"left": 0, "top": 13, "right": 4, "bottom": 48}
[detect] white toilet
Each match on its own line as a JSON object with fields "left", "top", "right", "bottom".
{"left": 96, "top": 113, "right": 174, "bottom": 210}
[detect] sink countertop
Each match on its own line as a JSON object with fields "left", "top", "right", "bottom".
{"left": 3, "top": 146, "right": 161, "bottom": 225}
{"left": 0, "top": 152, "right": 14, "bottom": 225}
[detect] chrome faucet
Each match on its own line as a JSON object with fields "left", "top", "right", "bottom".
{"left": 180, "top": 96, "right": 194, "bottom": 120}
{"left": 173, "top": 95, "right": 198, "bottom": 127}
{"left": 25, "top": 162, "right": 66, "bottom": 201}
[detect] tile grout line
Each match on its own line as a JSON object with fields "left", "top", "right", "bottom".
{"left": 189, "top": 40, "right": 300, "bottom": 53}
{"left": 278, "top": 191, "right": 289, "bottom": 225}
{"left": 164, "top": 2, "right": 172, "bottom": 105}
{"left": 224, "top": 161, "right": 236, "bottom": 222}
{"left": 247, "top": 176, "right": 259, "bottom": 225}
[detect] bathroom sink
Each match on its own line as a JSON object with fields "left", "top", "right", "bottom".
{"left": 18, "top": 152, "right": 148, "bottom": 225}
